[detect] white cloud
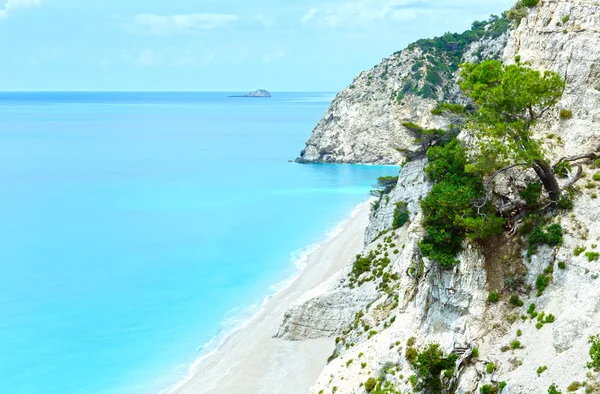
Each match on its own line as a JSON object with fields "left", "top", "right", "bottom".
{"left": 300, "top": 0, "right": 511, "bottom": 29}
{"left": 133, "top": 13, "right": 238, "bottom": 35}
{"left": 301, "top": 0, "right": 420, "bottom": 28}
{"left": 0, "top": 0, "right": 42, "bottom": 19}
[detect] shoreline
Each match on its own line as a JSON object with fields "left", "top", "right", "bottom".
{"left": 169, "top": 200, "right": 373, "bottom": 394}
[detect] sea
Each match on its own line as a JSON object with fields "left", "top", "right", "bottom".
{"left": 0, "top": 92, "right": 400, "bottom": 394}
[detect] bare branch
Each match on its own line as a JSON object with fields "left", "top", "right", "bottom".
{"left": 474, "top": 163, "right": 529, "bottom": 215}
{"left": 561, "top": 164, "right": 584, "bottom": 189}
{"left": 553, "top": 146, "right": 600, "bottom": 169}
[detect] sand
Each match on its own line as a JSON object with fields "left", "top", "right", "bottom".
{"left": 172, "top": 202, "right": 372, "bottom": 394}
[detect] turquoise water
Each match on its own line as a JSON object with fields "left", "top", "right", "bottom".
{"left": 0, "top": 92, "right": 399, "bottom": 394}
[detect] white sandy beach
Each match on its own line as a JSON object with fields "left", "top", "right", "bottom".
{"left": 172, "top": 202, "right": 371, "bottom": 394}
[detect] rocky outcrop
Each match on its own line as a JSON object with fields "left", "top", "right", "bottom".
{"left": 363, "top": 158, "right": 432, "bottom": 245}
{"left": 296, "top": 17, "right": 511, "bottom": 164}
{"left": 279, "top": 1, "right": 600, "bottom": 393}
{"left": 230, "top": 89, "right": 271, "bottom": 98}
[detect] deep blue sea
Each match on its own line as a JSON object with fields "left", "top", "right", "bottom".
{"left": 0, "top": 92, "right": 399, "bottom": 394}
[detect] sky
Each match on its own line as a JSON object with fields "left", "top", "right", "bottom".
{"left": 0, "top": 0, "right": 516, "bottom": 91}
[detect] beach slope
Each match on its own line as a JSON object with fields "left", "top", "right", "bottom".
{"left": 173, "top": 202, "right": 371, "bottom": 394}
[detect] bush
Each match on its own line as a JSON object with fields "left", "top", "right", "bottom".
{"left": 523, "top": 0, "right": 540, "bottom": 6}
{"left": 587, "top": 334, "right": 600, "bottom": 370}
{"left": 488, "top": 291, "right": 500, "bottom": 303}
{"left": 548, "top": 384, "right": 562, "bottom": 394}
{"left": 593, "top": 173, "right": 600, "bottom": 182}
{"left": 586, "top": 251, "right": 600, "bottom": 262}
{"left": 510, "top": 295, "right": 524, "bottom": 307}
{"left": 560, "top": 109, "right": 573, "bottom": 119}
{"left": 537, "top": 365, "right": 548, "bottom": 375}
{"left": 472, "top": 347, "right": 479, "bottom": 358}
{"left": 364, "top": 377, "right": 378, "bottom": 392}
{"left": 511, "top": 340, "right": 523, "bottom": 349}
{"left": 486, "top": 362, "right": 496, "bottom": 374}
{"left": 567, "top": 382, "right": 582, "bottom": 392}
{"left": 480, "top": 384, "right": 498, "bottom": 394}
{"left": 410, "top": 343, "right": 458, "bottom": 393}
{"left": 393, "top": 202, "right": 410, "bottom": 229}
{"left": 574, "top": 246, "right": 586, "bottom": 256}
{"left": 521, "top": 182, "right": 542, "bottom": 207}
{"left": 420, "top": 139, "right": 504, "bottom": 268}
{"left": 558, "top": 261, "right": 566, "bottom": 269}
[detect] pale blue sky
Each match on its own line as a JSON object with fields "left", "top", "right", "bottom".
{"left": 0, "top": 0, "right": 515, "bottom": 91}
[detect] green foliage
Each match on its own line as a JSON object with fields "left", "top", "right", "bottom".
{"left": 528, "top": 223, "right": 563, "bottom": 255}
{"left": 392, "top": 202, "right": 409, "bottom": 229}
{"left": 377, "top": 176, "right": 399, "bottom": 194}
{"left": 588, "top": 334, "right": 600, "bottom": 370}
{"left": 402, "top": 122, "right": 424, "bottom": 132}
{"left": 510, "top": 294, "right": 524, "bottom": 307}
{"left": 555, "top": 161, "right": 572, "bottom": 178}
{"left": 480, "top": 384, "right": 498, "bottom": 394}
{"left": 420, "top": 139, "right": 504, "bottom": 268}
{"left": 523, "top": 0, "right": 540, "bottom": 6}
{"left": 431, "top": 102, "right": 467, "bottom": 116}
{"left": 507, "top": 2, "right": 528, "bottom": 25}
{"left": 460, "top": 60, "right": 565, "bottom": 200}
{"left": 486, "top": 362, "right": 496, "bottom": 374}
{"left": 536, "top": 273, "right": 551, "bottom": 296}
{"left": 521, "top": 182, "right": 543, "bottom": 207}
{"left": 511, "top": 340, "right": 523, "bottom": 349}
{"left": 409, "top": 343, "right": 458, "bottom": 394}
{"left": 574, "top": 246, "right": 586, "bottom": 256}
{"left": 567, "top": 382, "right": 582, "bottom": 392}
{"left": 558, "top": 261, "right": 566, "bottom": 269}
{"left": 586, "top": 252, "right": 600, "bottom": 262}
{"left": 537, "top": 365, "right": 548, "bottom": 375}
{"left": 548, "top": 383, "right": 563, "bottom": 394}
{"left": 560, "top": 109, "right": 573, "bottom": 119}
{"left": 488, "top": 291, "right": 500, "bottom": 303}
{"left": 593, "top": 173, "right": 600, "bottom": 182}
{"left": 561, "top": 15, "right": 571, "bottom": 24}
{"left": 365, "top": 377, "right": 378, "bottom": 392}
{"left": 472, "top": 347, "right": 479, "bottom": 358}
{"left": 397, "top": 15, "right": 510, "bottom": 101}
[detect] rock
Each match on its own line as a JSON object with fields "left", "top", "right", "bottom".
{"left": 229, "top": 89, "right": 271, "bottom": 98}
{"left": 363, "top": 158, "right": 432, "bottom": 245}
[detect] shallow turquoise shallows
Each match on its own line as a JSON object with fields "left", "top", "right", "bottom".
{"left": 0, "top": 92, "right": 399, "bottom": 394}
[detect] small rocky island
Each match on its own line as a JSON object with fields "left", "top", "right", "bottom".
{"left": 229, "top": 89, "right": 271, "bottom": 98}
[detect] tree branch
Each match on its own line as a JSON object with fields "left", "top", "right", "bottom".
{"left": 561, "top": 164, "right": 584, "bottom": 189}
{"left": 553, "top": 150, "right": 600, "bottom": 169}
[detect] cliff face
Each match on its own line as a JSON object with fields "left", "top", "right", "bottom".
{"left": 296, "top": 17, "right": 510, "bottom": 164}
{"left": 282, "top": 1, "right": 600, "bottom": 393}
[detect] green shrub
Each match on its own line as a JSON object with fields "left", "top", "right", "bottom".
{"left": 537, "top": 365, "right": 548, "bottom": 375}
{"left": 567, "top": 382, "right": 582, "bottom": 392}
{"left": 409, "top": 344, "right": 458, "bottom": 393}
{"left": 511, "top": 340, "right": 523, "bottom": 349}
{"left": 517, "top": 329, "right": 522, "bottom": 336}
{"left": 574, "top": 246, "right": 586, "bottom": 256}
{"left": 536, "top": 274, "right": 551, "bottom": 296}
{"left": 587, "top": 334, "right": 600, "bottom": 370}
{"left": 521, "top": 182, "right": 543, "bottom": 207}
{"left": 420, "top": 139, "right": 504, "bottom": 268}
{"left": 558, "top": 261, "right": 566, "bottom": 269}
{"left": 559, "top": 109, "right": 573, "bottom": 119}
{"left": 548, "top": 383, "right": 562, "bottom": 394}
{"left": 472, "top": 347, "right": 479, "bottom": 358}
{"left": 510, "top": 295, "right": 524, "bottom": 307}
{"left": 593, "top": 173, "right": 600, "bottom": 182}
{"left": 488, "top": 291, "right": 500, "bottom": 303}
{"left": 393, "top": 202, "right": 410, "bottom": 229}
{"left": 486, "top": 362, "right": 496, "bottom": 374}
{"left": 561, "top": 15, "right": 571, "bottom": 24}
{"left": 523, "top": 0, "right": 540, "bottom": 6}
{"left": 480, "top": 384, "right": 498, "bottom": 394}
{"left": 586, "top": 252, "right": 600, "bottom": 262}
{"left": 364, "top": 377, "right": 378, "bottom": 392}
